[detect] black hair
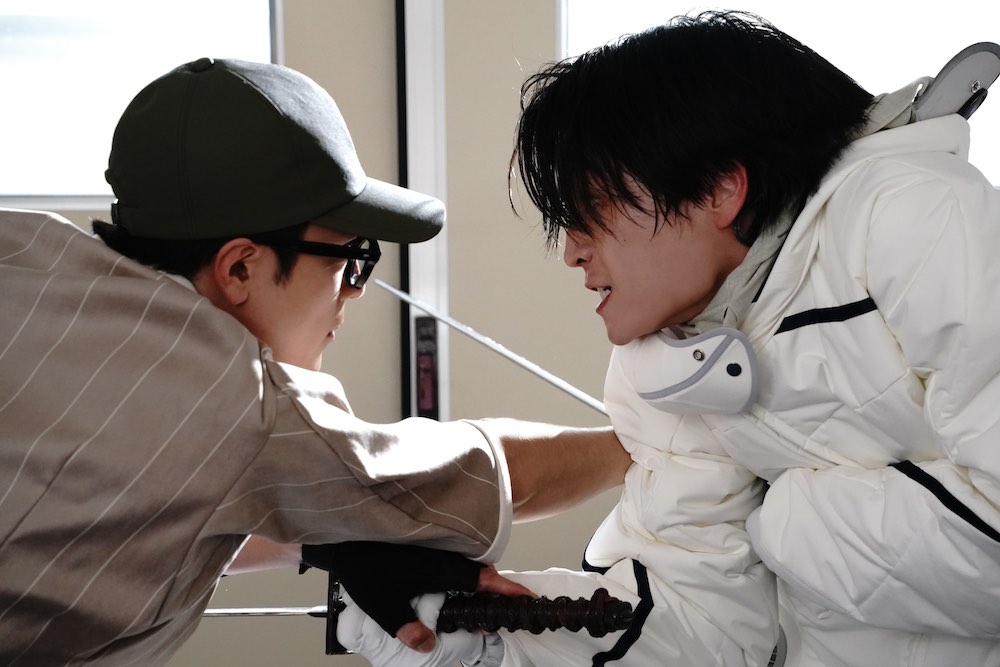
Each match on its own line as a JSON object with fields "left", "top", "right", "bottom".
{"left": 511, "top": 10, "right": 874, "bottom": 248}
{"left": 91, "top": 220, "right": 309, "bottom": 282}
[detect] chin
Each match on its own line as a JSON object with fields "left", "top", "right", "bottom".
{"left": 606, "top": 321, "right": 665, "bottom": 346}
{"left": 605, "top": 328, "right": 637, "bottom": 347}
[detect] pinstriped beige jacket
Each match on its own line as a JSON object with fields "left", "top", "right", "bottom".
{"left": 0, "top": 209, "right": 511, "bottom": 665}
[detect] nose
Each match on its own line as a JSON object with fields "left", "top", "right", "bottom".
{"left": 342, "top": 282, "right": 366, "bottom": 299}
{"left": 563, "top": 232, "right": 591, "bottom": 268}
{"left": 340, "top": 271, "right": 365, "bottom": 301}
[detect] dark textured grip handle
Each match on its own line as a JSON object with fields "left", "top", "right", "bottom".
{"left": 436, "top": 587, "right": 633, "bottom": 638}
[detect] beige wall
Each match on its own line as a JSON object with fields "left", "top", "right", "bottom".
{"left": 440, "top": 2, "right": 618, "bottom": 580}
{"left": 52, "top": 1, "right": 617, "bottom": 664}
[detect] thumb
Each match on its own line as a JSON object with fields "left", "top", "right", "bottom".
{"left": 395, "top": 620, "right": 437, "bottom": 652}
{"left": 394, "top": 593, "right": 447, "bottom": 652}
{"left": 477, "top": 565, "right": 537, "bottom": 598}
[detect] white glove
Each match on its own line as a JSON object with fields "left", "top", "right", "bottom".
{"left": 336, "top": 590, "right": 505, "bottom": 667}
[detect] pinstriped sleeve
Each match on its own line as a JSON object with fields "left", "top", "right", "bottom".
{"left": 210, "top": 358, "right": 512, "bottom": 562}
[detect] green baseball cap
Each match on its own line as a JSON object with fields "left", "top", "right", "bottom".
{"left": 105, "top": 57, "right": 444, "bottom": 243}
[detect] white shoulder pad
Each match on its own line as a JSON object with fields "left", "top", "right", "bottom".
{"left": 913, "top": 42, "right": 1000, "bottom": 121}
{"left": 616, "top": 327, "right": 759, "bottom": 414}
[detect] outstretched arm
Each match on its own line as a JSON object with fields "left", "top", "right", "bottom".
{"left": 225, "top": 420, "right": 628, "bottom": 576}
{"left": 480, "top": 421, "right": 629, "bottom": 522}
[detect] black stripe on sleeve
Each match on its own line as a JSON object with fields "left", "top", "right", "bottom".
{"left": 775, "top": 297, "right": 877, "bottom": 334}
{"left": 592, "top": 561, "right": 653, "bottom": 666}
{"left": 582, "top": 555, "right": 610, "bottom": 575}
{"left": 890, "top": 460, "right": 1000, "bottom": 544}
{"left": 581, "top": 533, "right": 611, "bottom": 575}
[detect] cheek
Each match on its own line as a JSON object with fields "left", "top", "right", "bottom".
{"left": 288, "top": 276, "right": 339, "bottom": 322}
{"left": 628, "top": 254, "right": 714, "bottom": 325}
{"left": 314, "top": 267, "right": 345, "bottom": 300}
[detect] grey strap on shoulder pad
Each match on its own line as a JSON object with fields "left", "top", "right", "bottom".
{"left": 913, "top": 42, "right": 1000, "bottom": 121}
{"left": 621, "top": 327, "right": 759, "bottom": 415}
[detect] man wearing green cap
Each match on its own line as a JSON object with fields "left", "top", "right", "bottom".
{"left": 0, "top": 58, "right": 629, "bottom": 665}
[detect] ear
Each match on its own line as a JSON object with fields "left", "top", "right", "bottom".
{"left": 706, "top": 163, "right": 749, "bottom": 231}
{"left": 207, "top": 238, "right": 266, "bottom": 307}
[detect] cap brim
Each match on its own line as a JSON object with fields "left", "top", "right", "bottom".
{"left": 312, "top": 178, "right": 445, "bottom": 243}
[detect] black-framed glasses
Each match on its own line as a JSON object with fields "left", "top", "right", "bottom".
{"left": 267, "top": 237, "right": 381, "bottom": 288}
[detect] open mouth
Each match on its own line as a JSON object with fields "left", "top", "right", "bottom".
{"left": 595, "top": 287, "right": 612, "bottom": 314}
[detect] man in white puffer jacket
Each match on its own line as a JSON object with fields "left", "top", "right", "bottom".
{"left": 503, "top": 12, "right": 1000, "bottom": 666}
{"left": 603, "top": 109, "right": 1000, "bottom": 666}
{"left": 340, "top": 11, "right": 1000, "bottom": 667}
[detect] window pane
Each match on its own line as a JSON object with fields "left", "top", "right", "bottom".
{"left": 0, "top": 0, "right": 272, "bottom": 199}
{"left": 565, "top": 0, "right": 1000, "bottom": 183}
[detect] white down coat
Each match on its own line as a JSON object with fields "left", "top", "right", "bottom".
{"left": 728, "top": 114, "right": 1000, "bottom": 665}
{"left": 501, "top": 114, "right": 1000, "bottom": 667}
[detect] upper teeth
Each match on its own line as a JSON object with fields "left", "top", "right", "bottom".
{"left": 598, "top": 288, "right": 611, "bottom": 299}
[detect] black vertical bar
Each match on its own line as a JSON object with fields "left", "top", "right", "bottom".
{"left": 395, "top": 0, "right": 413, "bottom": 418}
{"left": 415, "top": 316, "right": 440, "bottom": 419}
